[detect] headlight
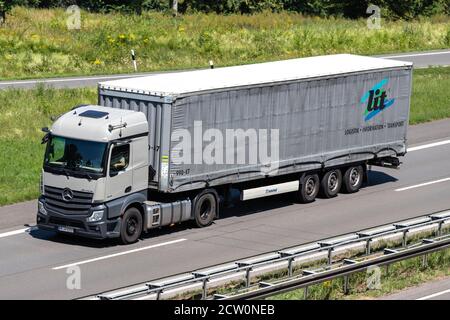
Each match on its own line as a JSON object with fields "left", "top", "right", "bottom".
{"left": 87, "top": 210, "right": 104, "bottom": 222}
{"left": 38, "top": 201, "right": 47, "bottom": 215}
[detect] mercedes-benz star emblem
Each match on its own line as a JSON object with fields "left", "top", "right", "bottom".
{"left": 62, "top": 188, "right": 74, "bottom": 202}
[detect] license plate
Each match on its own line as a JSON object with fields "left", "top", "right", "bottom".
{"left": 57, "top": 226, "right": 74, "bottom": 233}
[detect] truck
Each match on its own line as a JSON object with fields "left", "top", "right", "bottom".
{"left": 37, "top": 54, "right": 413, "bottom": 244}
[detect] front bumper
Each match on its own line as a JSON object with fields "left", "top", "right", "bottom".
{"left": 36, "top": 199, "right": 121, "bottom": 239}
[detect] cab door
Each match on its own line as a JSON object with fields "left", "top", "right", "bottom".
{"left": 105, "top": 143, "right": 133, "bottom": 201}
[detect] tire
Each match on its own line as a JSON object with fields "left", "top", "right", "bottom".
{"left": 320, "top": 169, "right": 342, "bottom": 198}
{"left": 342, "top": 165, "right": 364, "bottom": 193}
{"left": 120, "top": 207, "right": 143, "bottom": 244}
{"left": 296, "top": 174, "right": 320, "bottom": 203}
{"left": 193, "top": 190, "right": 217, "bottom": 228}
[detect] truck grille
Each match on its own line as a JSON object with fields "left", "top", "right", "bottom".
{"left": 44, "top": 186, "right": 93, "bottom": 215}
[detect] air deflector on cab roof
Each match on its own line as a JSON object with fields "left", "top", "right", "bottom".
{"left": 78, "top": 110, "right": 109, "bottom": 119}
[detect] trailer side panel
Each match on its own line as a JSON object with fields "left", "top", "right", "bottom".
{"left": 167, "top": 68, "right": 411, "bottom": 192}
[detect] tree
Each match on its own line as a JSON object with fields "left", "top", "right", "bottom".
{"left": 172, "top": 0, "right": 178, "bottom": 16}
{"left": 0, "top": 0, "right": 11, "bottom": 24}
{"left": 0, "top": 0, "right": 26, "bottom": 25}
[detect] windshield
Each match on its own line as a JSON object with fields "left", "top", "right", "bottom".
{"left": 44, "top": 135, "right": 107, "bottom": 173}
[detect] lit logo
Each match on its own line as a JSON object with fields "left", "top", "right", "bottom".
{"left": 360, "top": 78, "right": 395, "bottom": 121}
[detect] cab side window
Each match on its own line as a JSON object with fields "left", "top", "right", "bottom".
{"left": 110, "top": 144, "right": 130, "bottom": 175}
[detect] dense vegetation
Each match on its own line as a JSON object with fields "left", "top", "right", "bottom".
{"left": 1, "top": 67, "right": 450, "bottom": 206}
{"left": 1, "top": 7, "right": 450, "bottom": 80}
{"left": 2, "top": 0, "right": 450, "bottom": 18}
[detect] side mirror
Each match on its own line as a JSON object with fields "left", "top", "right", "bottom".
{"left": 41, "top": 127, "right": 50, "bottom": 133}
{"left": 41, "top": 132, "right": 50, "bottom": 145}
{"left": 109, "top": 170, "right": 119, "bottom": 177}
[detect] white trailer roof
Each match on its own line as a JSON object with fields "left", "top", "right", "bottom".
{"left": 99, "top": 54, "right": 412, "bottom": 97}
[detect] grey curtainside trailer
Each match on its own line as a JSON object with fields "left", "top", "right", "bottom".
{"left": 98, "top": 54, "right": 412, "bottom": 193}
{"left": 37, "top": 54, "right": 413, "bottom": 244}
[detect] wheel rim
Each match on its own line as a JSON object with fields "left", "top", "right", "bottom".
{"left": 349, "top": 168, "right": 360, "bottom": 187}
{"left": 126, "top": 216, "right": 138, "bottom": 236}
{"left": 305, "top": 177, "right": 316, "bottom": 196}
{"left": 200, "top": 199, "right": 212, "bottom": 220}
{"left": 327, "top": 171, "right": 339, "bottom": 192}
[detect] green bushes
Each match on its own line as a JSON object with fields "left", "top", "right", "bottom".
{"left": 444, "top": 26, "right": 450, "bottom": 46}
{"left": 6, "top": 0, "right": 450, "bottom": 18}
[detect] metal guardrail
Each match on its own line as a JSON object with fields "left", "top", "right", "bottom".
{"left": 94, "top": 209, "right": 450, "bottom": 300}
{"left": 222, "top": 235, "right": 450, "bottom": 300}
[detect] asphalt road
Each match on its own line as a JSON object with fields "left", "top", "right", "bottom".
{"left": 1, "top": 119, "right": 450, "bottom": 299}
{"left": 0, "top": 49, "right": 449, "bottom": 90}
{"left": 383, "top": 276, "right": 450, "bottom": 300}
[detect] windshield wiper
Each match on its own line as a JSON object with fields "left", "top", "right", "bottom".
{"left": 81, "top": 172, "right": 93, "bottom": 181}
{"left": 62, "top": 168, "right": 71, "bottom": 179}
{"left": 72, "top": 165, "right": 93, "bottom": 181}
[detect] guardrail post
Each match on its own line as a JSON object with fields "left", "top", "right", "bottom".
{"left": 343, "top": 275, "right": 350, "bottom": 295}
{"left": 201, "top": 277, "right": 209, "bottom": 300}
{"left": 366, "top": 239, "right": 371, "bottom": 255}
{"left": 304, "top": 286, "right": 308, "bottom": 300}
{"left": 327, "top": 247, "right": 333, "bottom": 266}
{"left": 147, "top": 284, "right": 163, "bottom": 300}
{"left": 342, "top": 259, "right": 357, "bottom": 295}
{"left": 402, "top": 230, "right": 408, "bottom": 247}
{"left": 236, "top": 262, "right": 253, "bottom": 288}
{"left": 422, "top": 254, "right": 428, "bottom": 268}
{"left": 245, "top": 267, "right": 251, "bottom": 288}
{"left": 288, "top": 257, "right": 293, "bottom": 277}
{"left": 438, "top": 221, "right": 443, "bottom": 236}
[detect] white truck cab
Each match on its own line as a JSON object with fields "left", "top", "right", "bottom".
{"left": 38, "top": 105, "right": 150, "bottom": 241}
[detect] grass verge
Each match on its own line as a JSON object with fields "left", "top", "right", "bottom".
{"left": 0, "top": 67, "right": 449, "bottom": 206}
{"left": 0, "top": 86, "right": 97, "bottom": 205}
{"left": 411, "top": 67, "right": 450, "bottom": 124}
{"left": 1, "top": 7, "right": 450, "bottom": 80}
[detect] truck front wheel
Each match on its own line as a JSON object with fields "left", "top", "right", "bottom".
{"left": 120, "top": 207, "right": 143, "bottom": 244}
{"left": 342, "top": 165, "right": 364, "bottom": 193}
{"left": 193, "top": 190, "right": 217, "bottom": 228}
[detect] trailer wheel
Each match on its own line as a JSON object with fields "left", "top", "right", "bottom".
{"left": 296, "top": 174, "right": 319, "bottom": 203}
{"left": 120, "top": 207, "right": 143, "bottom": 244}
{"left": 193, "top": 190, "right": 217, "bottom": 228}
{"left": 343, "top": 165, "right": 363, "bottom": 193}
{"left": 320, "top": 169, "right": 342, "bottom": 198}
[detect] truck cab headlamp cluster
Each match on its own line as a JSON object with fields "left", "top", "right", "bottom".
{"left": 87, "top": 210, "right": 104, "bottom": 222}
{"left": 38, "top": 201, "right": 47, "bottom": 215}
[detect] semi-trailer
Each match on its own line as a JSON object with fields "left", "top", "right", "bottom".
{"left": 37, "top": 54, "right": 413, "bottom": 244}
